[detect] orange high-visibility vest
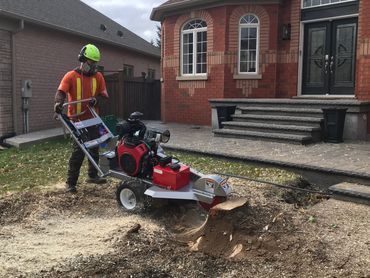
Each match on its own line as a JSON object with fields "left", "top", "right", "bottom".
{"left": 58, "top": 70, "right": 108, "bottom": 120}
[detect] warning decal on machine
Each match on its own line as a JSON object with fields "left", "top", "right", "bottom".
{"left": 154, "top": 168, "right": 163, "bottom": 175}
{"left": 205, "top": 179, "right": 215, "bottom": 193}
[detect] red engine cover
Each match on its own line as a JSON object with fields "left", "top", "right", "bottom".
{"left": 117, "top": 142, "right": 148, "bottom": 176}
{"left": 153, "top": 165, "right": 190, "bottom": 190}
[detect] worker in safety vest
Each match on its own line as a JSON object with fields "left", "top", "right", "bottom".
{"left": 54, "top": 44, "right": 109, "bottom": 193}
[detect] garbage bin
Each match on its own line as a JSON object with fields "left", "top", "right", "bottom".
{"left": 216, "top": 106, "right": 236, "bottom": 128}
{"left": 102, "top": 115, "right": 118, "bottom": 135}
{"left": 322, "top": 108, "right": 347, "bottom": 143}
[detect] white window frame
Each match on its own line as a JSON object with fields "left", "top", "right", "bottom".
{"left": 301, "top": 0, "right": 357, "bottom": 9}
{"left": 238, "top": 14, "right": 260, "bottom": 75}
{"left": 180, "top": 20, "right": 207, "bottom": 76}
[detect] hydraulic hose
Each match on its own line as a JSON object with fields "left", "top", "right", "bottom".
{"left": 214, "top": 172, "right": 332, "bottom": 197}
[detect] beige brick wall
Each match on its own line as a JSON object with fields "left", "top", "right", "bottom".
{"left": 11, "top": 23, "right": 160, "bottom": 134}
{"left": 0, "top": 30, "right": 13, "bottom": 136}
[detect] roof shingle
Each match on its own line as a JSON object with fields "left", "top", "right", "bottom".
{"left": 0, "top": 0, "right": 160, "bottom": 57}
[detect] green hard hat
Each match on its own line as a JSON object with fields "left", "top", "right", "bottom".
{"left": 79, "top": 44, "right": 100, "bottom": 62}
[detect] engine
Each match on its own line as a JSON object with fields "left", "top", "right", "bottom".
{"left": 116, "top": 111, "right": 170, "bottom": 179}
{"left": 117, "top": 142, "right": 148, "bottom": 176}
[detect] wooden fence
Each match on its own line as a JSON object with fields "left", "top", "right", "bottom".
{"left": 100, "top": 72, "right": 161, "bottom": 120}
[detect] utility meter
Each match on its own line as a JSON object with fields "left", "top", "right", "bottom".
{"left": 21, "top": 80, "right": 32, "bottom": 98}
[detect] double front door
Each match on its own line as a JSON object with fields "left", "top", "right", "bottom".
{"left": 302, "top": 18, "right": 357, "bottom": 95}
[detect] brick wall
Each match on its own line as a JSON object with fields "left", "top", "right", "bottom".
{"left": 276, "top": 0, "right": 300, "bottom": 98}
{"left": 0, "top": 30, "right": 13, "bottom": 136}
{"left": 356, "top": 0, "right": 370, "bottom": 133}
{"left": 12, "top": 23, "right": 160, "bottom": 134}
{"left": 162, "top": 3, "right": 291, "bottom": 125}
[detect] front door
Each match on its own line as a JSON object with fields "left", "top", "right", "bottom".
{"left": 302, "top": 18, "right": 357, "bottom": 95}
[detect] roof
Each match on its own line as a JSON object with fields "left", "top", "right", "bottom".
{"left": 0, "top": 0, "right": 160, "bottom": 58}
{"left": 151, "top": 0, "right": 282, "bottom": 21}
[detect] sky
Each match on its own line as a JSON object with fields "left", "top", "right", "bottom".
{"left": 81, "top": 0, "right": 167, "bottom": 43}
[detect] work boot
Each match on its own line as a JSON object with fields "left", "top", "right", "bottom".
{"left": 66, "top": 183, "right": 77, "bottom": 193}
{"left": 86, "top": 176, "right": 107, "bottom": 184}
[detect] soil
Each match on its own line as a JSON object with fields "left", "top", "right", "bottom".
{"left": 0, "top": 179, "right": 369, "bottom": 278}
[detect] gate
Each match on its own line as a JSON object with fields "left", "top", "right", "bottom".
{"left": 100, "top": 72, "right": 161, "bottom": 120}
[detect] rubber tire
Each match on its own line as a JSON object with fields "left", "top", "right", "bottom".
{"left": 116, "top": 181, "right": 146, "bottom": 212}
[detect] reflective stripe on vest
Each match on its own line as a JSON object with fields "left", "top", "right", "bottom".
{"left": 76, "top": 77, "right": 82, "bottom": 114}
{"left": 92, "top": 77, "right": 97, "bottom": 96}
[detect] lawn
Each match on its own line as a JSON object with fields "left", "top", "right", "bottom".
{"left": 0, "top": 138, "right": 300, "bottom": 193}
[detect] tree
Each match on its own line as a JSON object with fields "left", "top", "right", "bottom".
{"left": 155, "top": 24, "right": 161, "bottom": 49}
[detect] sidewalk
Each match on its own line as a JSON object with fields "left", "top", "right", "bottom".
{"left": 5, "top": 122, "right": 370, "bottom": 181}
{"left": 145, "top": 121, "right": 370, "bottom": 180}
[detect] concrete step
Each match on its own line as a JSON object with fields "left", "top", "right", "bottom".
{"left": 213, "top": 128, "right": 313, "bottom": 145}
{"left": 221, "top": 121, "right": 322, "bottom": 141}
{"left": 231, "top": 114, "right": 324, "bottom": 127}
{"left": 329, "top": 182, "right": 370, "bottom": 205}
{"left": 5, "top": 128, "right": 66, "bottom": 148}
{"left": 210, "top": 98, "right": 369, "bottom": 113}
{"left": 237, "top": 106, "right": 323, "bottom": 118}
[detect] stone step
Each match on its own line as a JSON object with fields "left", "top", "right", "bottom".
{"left": 329, "top": 182, "right": 370, "bottom": 205}
{"left": 221, "top": 121, "right": 322, "bottom": 141}
{"left": 237, "top": 106, "right": 323, "bottom": 118}
{"left": 213, "top": 128, "right": 313, "bottom": 145}
{"left": 210, "top": 98, "right": 368, "bottom": 112}
{"left": 231, "top": 114, "right": 324, "bottom": 127}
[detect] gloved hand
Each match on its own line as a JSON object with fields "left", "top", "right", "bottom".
{"left": 54, "top": 102, "right": 64, "bottom": 114}
{"left": 89, "top": 97, "right": 97, "bottom": 107}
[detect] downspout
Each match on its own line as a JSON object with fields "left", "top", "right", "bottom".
{"left": 11, "top": 19, "right": 24, "bottom": 135}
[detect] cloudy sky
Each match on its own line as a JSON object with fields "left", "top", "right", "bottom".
{"left": 81, "top": 0, "right": 167, "bottom": 43}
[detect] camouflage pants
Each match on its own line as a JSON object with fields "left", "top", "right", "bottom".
{"left": 66, "top": 126, "right": 99, "bottom": 186}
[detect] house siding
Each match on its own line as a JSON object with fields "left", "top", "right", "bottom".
{"left": 161, "top": 3, "right": 302, "bottom": 125}
{"left": 9, "top": 23, "right": 159, "bottom": 135}
{"left": 0, "top": 30, "right": 13, "bottom": 136}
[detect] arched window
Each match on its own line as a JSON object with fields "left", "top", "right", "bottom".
{"left": 181, "top": 19, "right": 207, "bottom": 75}
{"left": 239, "top": 14, "right": 259, "bottom": 74}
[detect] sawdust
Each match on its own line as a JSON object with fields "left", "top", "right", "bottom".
{"left": 0, "top": 178, "right": 369, "bottom": 277}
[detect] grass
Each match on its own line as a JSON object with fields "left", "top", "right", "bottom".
{"left": 0, "top": 138, "right": 87, "bottom": 193}
{"left": 0, "top": 139, "right": 300, "bottom": 194}
{"left": 166, "top": 151, "right": 300, "bottom": 184}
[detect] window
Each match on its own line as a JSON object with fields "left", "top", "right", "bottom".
{"left": 302, "top": 0, "right": 356, "bottom": 9}
{"left": 181, "top": 19, "right": 207, "bottom": 75}
{"left": 123, "top": 64, "right": 134, "bottom": 78}
{"left": 239, "top": 14, "right": 259, "bottom": 74}
{"left": 147, "top": 68, "right": 155, "bottom": 79}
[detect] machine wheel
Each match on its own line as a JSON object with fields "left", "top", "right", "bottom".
{"left": 198, "top": 196, "right": 226, "bottom": 211}
{"left": 116, "top": 181, "right": 146, "bottom": 212}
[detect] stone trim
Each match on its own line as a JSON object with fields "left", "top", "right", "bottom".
{"left": 176, "top": 75, "right": 208, "bottom": 81}
{"left": 233, "top": 74, "right": 262, "bottom": 79}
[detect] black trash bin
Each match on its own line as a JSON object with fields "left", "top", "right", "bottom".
{"left": 216, "top": 106, "right": 236, "bottom": 128}
{"left": 322, "top": 108, "right": 347, "bottom": 143}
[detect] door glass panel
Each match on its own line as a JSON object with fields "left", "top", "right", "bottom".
{"left": 307, "top": 28, "right": 326, "bottom": 85}
{"left": 334, "top": 24, "right": 356, "bottom": 84}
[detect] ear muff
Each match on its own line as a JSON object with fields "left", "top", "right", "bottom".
{"left": 78, "top": 46, "right": 87, "bottom": 63}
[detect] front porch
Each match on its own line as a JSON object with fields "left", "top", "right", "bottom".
{"left": 210, "top": 98, "right": 370, "bottom": 144}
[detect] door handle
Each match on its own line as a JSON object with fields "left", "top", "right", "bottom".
{"left": 330, "top": 56, "right": 335, "bottom": 74}
{"left": 324, "top": 55, "right": 329, "bottom": 74}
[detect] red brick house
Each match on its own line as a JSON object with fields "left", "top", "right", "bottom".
{"left": 152, "top": 0, "right": 370, "bottom": 142}
{"left": 0, "top": 0, "right": 160, "bottom": 140}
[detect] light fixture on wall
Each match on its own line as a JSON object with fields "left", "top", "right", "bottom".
{"left": 282, "top": 23, "right": 291, "bottom": 40}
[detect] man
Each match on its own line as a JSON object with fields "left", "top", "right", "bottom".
{"left": 54, "top": 44, "right": 109, "bottom": 193}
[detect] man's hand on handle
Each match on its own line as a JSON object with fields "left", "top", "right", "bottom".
{"left": 89, "top": 97, "right": 97, "bottom": 107}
